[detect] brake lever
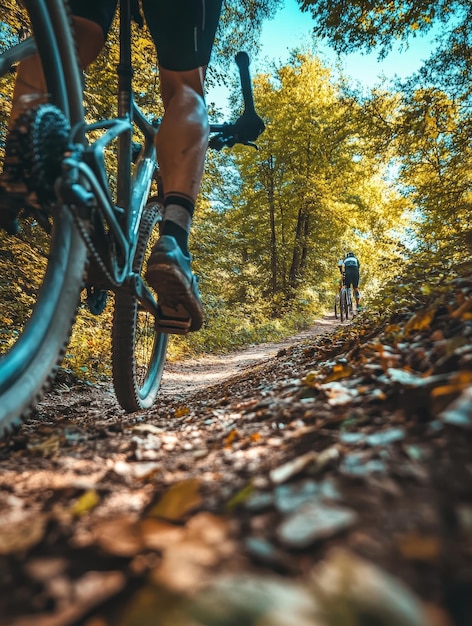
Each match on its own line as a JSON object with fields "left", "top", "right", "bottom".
{"left": 234, "top": 52, "right": 265, "bottom": 142}
{"left": 208, "top": 54, "right": 264, "bottom": 151}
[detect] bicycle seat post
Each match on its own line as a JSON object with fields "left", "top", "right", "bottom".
{"left": 116, "top": 0, "right": 133, "bottom": 214}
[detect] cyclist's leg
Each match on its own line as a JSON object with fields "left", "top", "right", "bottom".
{"left": 155, "top": 66, "right": 209, "bottom": 253}
{"left": 9, "top": 17, "right": 105, "bottom": 127}
{"left": 8, "top": 0, "right": 119, "bottom": 125}
{"left": 144, "top": 66, "right": 208, "bottom": 332}
{"left": 143, "top": 0, "right": 223, "bottom": 331}
{"left": 144, "top": 0, "right": 223, "bottom": 251}
{"left": 353, "top": 272, "right": 360, "bottom": 307}
{"left": 346, "top": 270, "right": 360, "bottom": 308}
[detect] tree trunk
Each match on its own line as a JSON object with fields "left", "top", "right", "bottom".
{"left": 289, "top": 207, "right": 308, "bottom": 288}
{"left": 266, "top": 156, "right": 278, "bottom": 295}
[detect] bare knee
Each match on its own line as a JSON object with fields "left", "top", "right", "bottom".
{"left": 160, "top": 66, "right": 206, "bottom": 103}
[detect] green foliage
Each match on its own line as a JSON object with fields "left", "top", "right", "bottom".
{"left": 64, "top": 301, "right": 114, "bottom": 382}
{"left": 360, "top": 243, "right": 472, "bottom": 331}
{"left": 0, "top": 1, "right": 30, "bottom": 149}
{"left": 200, "top": 51, "right": 406, "bottom": 317}
{"left": 212, "top": 0, "right": 283, "bottom": 81}
{"left": 395, "top": 88, "right": 472, "bottom": 262}
{"left": 2, "top": 0, "right": 468, "bottom": 383}
{"left": 297, "top": 0, "right": 468, "bottom": 57}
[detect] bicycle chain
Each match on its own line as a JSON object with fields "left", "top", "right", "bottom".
{"left": 73, "top": 200, "right": 162, "bottom": 290}
{"left": 72, "top": 211, "right": 121, "bottom": 289}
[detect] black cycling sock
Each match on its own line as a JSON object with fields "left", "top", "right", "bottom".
{"left": 164, "top": 194, "right": 195, "bottom": 218}
{"left": 162, "top": 194, "right": 195, "bottom": 256}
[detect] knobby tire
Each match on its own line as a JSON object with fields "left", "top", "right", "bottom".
{"left": 340, "top": 288, "right": 349, "bottom": 323}
{"left": 112, "top": 203, "right": 169, "bottom": 411}
{"left": 0, "top": 0, "right": 87, "bottom": 435}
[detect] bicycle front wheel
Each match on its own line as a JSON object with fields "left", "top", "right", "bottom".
{"left": 340, "top": 289, "right": 348, "bottom": 322}
{"left": 0, "top": 1, "right": 87, "bottom": 435}
{"left": 112, "top": 202, "right": 169, "bottom": 411}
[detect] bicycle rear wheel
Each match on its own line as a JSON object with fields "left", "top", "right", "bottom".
{"left": 112, "top": 201, "right": 169, "bottom": 411}
{"left": 0, "top": 1, "right": 87, "bottom": 435}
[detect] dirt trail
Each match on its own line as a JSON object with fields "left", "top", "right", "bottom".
{"left": 160, "top": 315, "right": 338, "bottom": 398}
{"left": 2, "top": 307, "right": 469, "bottom": 626}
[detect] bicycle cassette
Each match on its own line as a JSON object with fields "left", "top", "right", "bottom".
{"left": 4, "top": 104, "right": 71, "bottom": 205}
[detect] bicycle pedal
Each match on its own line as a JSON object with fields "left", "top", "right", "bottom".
{"left": 156, "top": 308, "right": 191, "bottom": 335}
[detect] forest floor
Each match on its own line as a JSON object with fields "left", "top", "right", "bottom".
{"left": 1, "top": 285, "right": 472, "bottom": 626}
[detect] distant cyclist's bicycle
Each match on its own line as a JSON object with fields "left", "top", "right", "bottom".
{"left": 338, "top": 280, "right": 354, "bottom": 323}
{"left": 0, "top": 0, "right": 265, "bottom": 435}
{"left": 334, "top": 272, "right": 352, "bottom": 322}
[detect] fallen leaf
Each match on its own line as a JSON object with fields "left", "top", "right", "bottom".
{"left": 450, "top": 297, "right": 472, "bottom": 319}
{"left": 27, "top": 435, "right": 61, "bottom": 457}
{"left": 404, "top": 308, "right": 436, "bottom": 332}
{"left": 398, "top": 533, "right": 442, "bottom": 561}
{"left": 113, "top": 460, "right": 162, "bottom": 480}
{"left": 321, "top": 382, "right": 358, "bottom": 406}
{"left": 324, "top": 363, "right": 355, "bottom": 382}
{"left": 439, "top": 385, "right": 472, "bottom": 427}
{"left": 7, "top": 571, "right": 125, "bottom": 626}
{"left": 71, "top": 489, "right": 100, "bottom": 517}
{"left": 148, "top": 479, "right": 202, "bottom": 521}
{"left": 224, "top": 428, "right": 239, "bottom": 447}
{"left": 93, "top": 515, "right": 143, "bottom": 556}
{"left": 132, "top": 424, "right": 164, "bottom": 435}
{"left": 191, "top": 573, "right": 320, "bottom": 625}
{"left": 186, "top": 512, "right": 229, "bottom": 545}
{"left": 365, "top": 428, "right": 405, "bottom": 447}
{"left": 140, "top": 518, "right": 185, "bottom": 550}
{"left": 226, "top": 483, "right": 254, "bottom": 510}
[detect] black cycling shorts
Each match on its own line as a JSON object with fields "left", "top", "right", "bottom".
{"left": 69, "top": 0, "right": 223, "bottom": 71}
{"left": 344, "top": 268, "right": 359, "bottom": 289}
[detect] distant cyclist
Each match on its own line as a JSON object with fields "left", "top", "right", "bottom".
{"left": 342, "top": 251, "right": 361, "bottom": 309}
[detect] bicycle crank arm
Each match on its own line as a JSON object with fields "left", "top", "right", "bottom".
{"left": 129, "top": 274, "right": 191, "bottom": 334}
{"left": 129, "top": 274, "right": 159, "bottom": 317}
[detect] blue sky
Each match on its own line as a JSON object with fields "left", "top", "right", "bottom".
{"left": 256, "top": 0, "right": 437, "bottom": 86}
{"left": 208, "top": 0, "right": 438, "bottom": 114}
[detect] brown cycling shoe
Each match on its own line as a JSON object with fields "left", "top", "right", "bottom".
{"left": 145, "top": 235, "right": 204, "bottom": 333}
